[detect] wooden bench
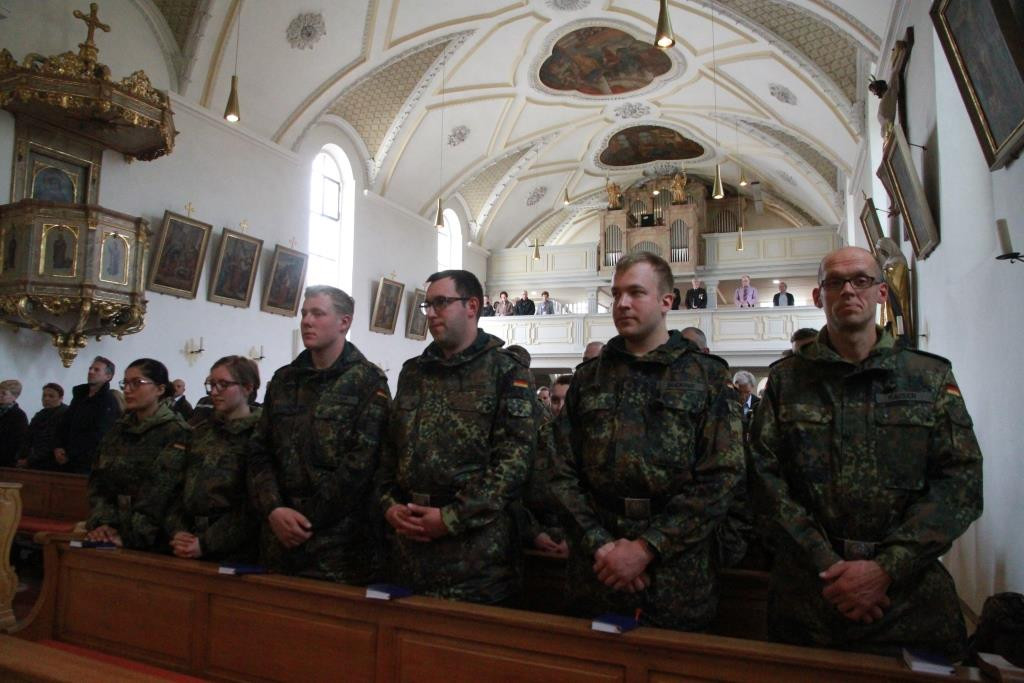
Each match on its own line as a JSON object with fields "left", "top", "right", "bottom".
{"left": 0, "top": 635, "right": 203, "bottom": 682}
{"left": 10, "top": 533, "right": 983, "bottom": 682}
{"left": 0, "top": 467, "right": 89, "bottom": 535}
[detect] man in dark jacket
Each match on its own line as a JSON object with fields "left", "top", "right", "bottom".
{"left": 54, "top": 357, "right": 122, "bottom": 473}
{"left": 17, "top": 383, "right": 68, "bottom": 469}
{"left": 513, "top": 290, "right": 535, "bottom": 315}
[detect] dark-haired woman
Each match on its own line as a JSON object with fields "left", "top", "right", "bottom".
{"left": 166, "top": 356, "right": 261, "bottom": 562}
{"left": 85, "top": 358, "right": 190, "bottom": 550}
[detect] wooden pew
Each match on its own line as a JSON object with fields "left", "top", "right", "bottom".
{"left": 0, "top": 635, "right": 192, "bottom": 682}
{"left": 11, "top": 534, "right": 982, "bottom": 682}
{"left": 0, "top": 467, "right": 89, "bottom": 535}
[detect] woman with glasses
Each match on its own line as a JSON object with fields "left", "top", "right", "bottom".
{"left": 85, "top": 358, "right": 190, "bottom": 550}
{"left": 166, "top": 356, "right": 261, "bottom": 562}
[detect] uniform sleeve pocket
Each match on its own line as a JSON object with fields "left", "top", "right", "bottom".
{"left": 506, "top": 398, "right": 533, "bottom": 418}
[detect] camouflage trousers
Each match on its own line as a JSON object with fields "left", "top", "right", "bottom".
{"left": 768, "top": 546, "right": 967, "bottom": 660}
{"left": 385, "top": 513, "right": 520, "bottom": 606}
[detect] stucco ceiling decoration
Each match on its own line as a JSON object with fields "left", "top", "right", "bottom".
{"left": 531, "top": 188, "right": 608, "bottom": 247}
{"left": 324, "top": 32, "right": 471, "bottom": 183}
{"left": 152, "top": 0, "right": 204, "bottom": 53}
{"left": 530, "top": 20, "right": 683, "bottom": 100}
{"left": 133, "top": 0, "right": 211, "bottom": 91}
{"left": 545, "top": 0, "right": 592, "bottom": 10}
{"left": 708, "top": 0, "right": 864, "bottom": 129}
{"left": 739, "top": 118, "right": 842, "bottom": 194}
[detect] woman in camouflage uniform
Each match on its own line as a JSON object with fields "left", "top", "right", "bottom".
{"left": 167, "top": 356, "right": 261, "bottom": 562}
{"left": 85, "top": 358, "right": 190, "bottom": 550}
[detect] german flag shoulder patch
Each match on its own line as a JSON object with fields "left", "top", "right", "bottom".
{"left": 512, "top": 379, "right": 530, "bottom": 389}
{"left": 944, "top": 383, "right": 962, "bottom": 398}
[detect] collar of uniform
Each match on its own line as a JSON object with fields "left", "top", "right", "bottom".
{"left": 291, "top": 339, "right": 363, "bottom": 374}
{"left": 800, "top": 325, "right": 897, "bottom": 368}
{"left": 210, "top": 406, "right": 262, "bottom": 434}
{"left": 420, "top": 328, "right": 501, "bottom": 367}
{"left": 120, "top": 401, "right": 182, "bottom": 434}
{"left": 605, "top": 329, "right": 688, "bottom": 365}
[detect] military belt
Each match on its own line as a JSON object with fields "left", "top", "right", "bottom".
{"left": 407, "top": 491, "right": 456, "bottom": 508}
{"left": 591, "top": 491, "right": 669, "bottom": 520}
{"left": 831, "top": 536, "right": 878, "bottom": 561}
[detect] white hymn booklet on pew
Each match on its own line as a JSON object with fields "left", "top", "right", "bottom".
{"left": 901, "top": 648, "right": 954, "bottom": 675}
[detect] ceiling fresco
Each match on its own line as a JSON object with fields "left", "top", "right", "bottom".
{"left": 599, "top": 126, "right": 705, "bottom": 167}
{"left": 538, "top": 27, "right": 672, "bottom": 96}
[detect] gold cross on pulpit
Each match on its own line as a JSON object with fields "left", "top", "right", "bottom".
{"left": 74, "top": 3, "right": 110, "bottom": 48}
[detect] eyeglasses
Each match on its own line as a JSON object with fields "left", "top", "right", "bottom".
{"left": 205, "top": 380, "right": 241, "bottom": 394}
{"left": 418, "top": 296, "right": 469, "bottom": 313}
{"left": 119, "top": 378, "right": 155, "bottom": 390}
{"left": 819, "top": 275, "right": 881, "bottom": 292}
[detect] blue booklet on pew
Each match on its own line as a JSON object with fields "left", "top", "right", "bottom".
{"left": 218, "top": 563, "right": 267, "bottom": 576}
{"left": 591, "top": 613, "right": 639, "bottom": 634}
{"left": 69, "top": 540, "right": 117, "bottom": 549}
{"left": 365, "top": 583, "right": 413, "bottom": 600}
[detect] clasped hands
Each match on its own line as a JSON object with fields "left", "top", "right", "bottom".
{"left": 385, "top": 503, "right": 448, "bottom": 542}
{"left": 170, "top": 531, "right": 202, "bottom": 559}
{"left": 85, "top": 524, "right": 122, "bottom": 546}
{"left": 593, "top": 538, "right": 654, "bottom": 593}
{"left": 820, "top": 559, "right": 892, "bottom": 624}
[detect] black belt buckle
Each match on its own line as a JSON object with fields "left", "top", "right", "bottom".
{"left": 411, "top": 492, "right": 431, "bottom": 507}
{"left": 623, "top": 497, "right": 651, "bottom": 520}
{"left": 117, "top": 494, "right": 132, "bottom": 510}
{"left": 843, "top": 539, "right": 877, "bottom": 561}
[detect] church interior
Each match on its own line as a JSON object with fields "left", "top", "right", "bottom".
{"left": 0, "top": 0, "right": 1022, "bottom": 678}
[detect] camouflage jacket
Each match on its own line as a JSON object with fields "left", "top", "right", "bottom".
{"left": 550, "top": 331, "right": 744, "bottom": 629}
{"left": 248, "top": 341, "right": 390, "bottom": 579}
{"left": 749, "top": 327, "right": 983, "bottom": 585}
{"left": 378, "top": 329, "right": 537, "bottom": 602}
{"left": 87, "top": 403, "right": 191, "bottom": 550}
{"left": 165, "top": 408, "right": 262, "bottom": 562}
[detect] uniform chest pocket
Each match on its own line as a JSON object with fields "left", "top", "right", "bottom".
{"left": 310, "top": 396, "right": 361, "bottom": 469}
{"left": 779, "top": 404, "right": 833, "bottom": 484}
{"left": 874, "top": 402, "right": 932, "bottom": 490}
{"left": 577, "top": 390, "right": 616, "bottom": 469}
{"left": 648, "top": 391, "right": 705, "bottom": 468}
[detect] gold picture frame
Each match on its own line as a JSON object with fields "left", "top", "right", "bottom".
{"left": 208, "top": 228, "right": 263, "bottom": 308}
{"left": 405, "top": 288, "right": 428, "bottom": 341}
{"left": 261, "top": 244, "right": 308, "bottom": 317}
{"left": 369, "top": 276, "right": 405, "bottom": 334}
{"left": 859, "top": 198, "right": 885, "bottom": 256}
{"left": 12, "top": 118, "right": 102, "bottom": 204}
{"left": 38, "top": 224, "right": 79, "bottom": 278}
{"left": 879, "top": 125, "right": 940, "bottom": 260}
{"left": 148, "top": 211, "right": 213, "bottom": 299}
{"left": 98, "top": 231, "right": 131, "bottom": 286}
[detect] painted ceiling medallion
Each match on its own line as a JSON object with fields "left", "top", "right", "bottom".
{"left": 614, "top": 102, "right": 651, "bottom": 119}
{"left": 448, "top": 125, "right": 470, "bottom": 147}
{"left": 526, "top": 186, "right": 548, "bottom": 206}
{"left": 769, "top": 83, "right": 797, "bottom": 105}
{"left": 599, "top": 126, "right": 704, "bottom": 167}
{"left": 286, "top": 12, "right": 326, "bottom": 50}
{"left": 539, "top": 27, "right": 671, "bottom": 96}
{"left": 546, "top": 0, "right": 592, "bottom": 9}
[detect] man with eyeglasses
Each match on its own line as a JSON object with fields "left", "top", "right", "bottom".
{"left": 750, "top": 246, "right": 983, "bottom": 659}
{"left": 248, "top": 285, "right": 391, "bottom": 584}
{"left": 378, "top": 269, "right": 537, "bottom": 605}
{"left": 551, "top": 251, "right": 743, "bottom": 631}
{"left": 53, "top": 355, "right": 122, "bottom": 473}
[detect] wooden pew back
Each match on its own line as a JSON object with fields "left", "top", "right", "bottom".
{"left": 0, "top": 468, "right": 89, "bottom": 522}
{"left": 12, "top": 535, "right": 980, "bottom": 682}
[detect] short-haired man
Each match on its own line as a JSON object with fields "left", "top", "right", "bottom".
{"left": 732, "top": 370, "right": 759, "bottom": 426}
{"left": 379, "top": 269, "right": 536, "bottom": 605}
{"left": 790, "top": 327, "right": 817, "bottom": 353}
{"left": 54, "top": 356, "right": 122, "bottom": 473}
{"left": 248, "top": 285, "right": 390, "bottom": 583}
{"left": 536, "top": 386, "right": 551, "bottom": 408}
{"left": 536, "top": 291, "right": 555, "bottom": 315}
{"left": 582, "top": 341, "right": 604, "bottom": 360}
{"left": 734, "top": 275, "right": 758, "bottom": 308}
{"left": 549, "top": 375, "right": 572, "bottom": 417}
{"left": 750, "top": 247, "right": 983, "bottom": 658}
{"left": 773, "top": 281, "right": 794, "bottom": 307}
{"left": 681, "top": 326, "right": 709, "bottom": 353}
{"left": 514, "top": 290, "right": 536, "bottom": 316}
{"left": 684, "top": 278, "right": 707, "bottom": 309}
{"left": 552, "top": 252, "right": 744, "bottom": 630}
{"left": 170, "top": 379, "right": 194, "bottom": 421}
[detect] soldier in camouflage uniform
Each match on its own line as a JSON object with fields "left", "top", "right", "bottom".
{"left": 248, "top": 286, "right": 390, "bottom": 583}
{"left": 378, "top": 269, "right": 536, "bottom": 605}
{"left": 86, "top": 358, "right": 190, "bottom": 551}
{"left": 750, "top": 247, "right": 983, "bottom": 659}
{"left": 166, "top": 356, "right": 262, "bottom": 563}
{"left": 551, "top": 252, "right": 744, "bottom": 631}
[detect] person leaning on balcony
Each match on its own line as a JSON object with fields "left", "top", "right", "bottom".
{"left": 536, "top": 291, "right": 555, "bottom": 315}
{"left": 734, "top": 275, "right": 758, "bottom": 308}
{"left": 494, "top": 291, "right": 515, "bottom": 316}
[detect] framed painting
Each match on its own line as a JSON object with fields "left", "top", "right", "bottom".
{"left": 879, "top": 125, "right": 940, "bottom": 260}
{"left": 931, "top": 0, "right": 1024, "bottom": 170}
{"left": 261, "top": 245, "right": 308, "bottom": 317}
{"left": 208, "top": 228, "right": 263, "bottom": 307}
{"left": 39, "top": 224, "right": 79, "bottom": 278}
{"left": 99, "top": 231, "right": 130, "bottom": 286}
{"left": 148, "top": 211, "right": 212, "bottom": 299}
{"left": 370, "top": 276, "right": 405, "bottom": 334}
{"left": 405, "top": 288, "right": 428, "bottom": 341}
{"left": 859, "top": 198, "right": 885, "bottom": 256}
{"left": 12, "top": 119, "right": 102, "bottom": 204}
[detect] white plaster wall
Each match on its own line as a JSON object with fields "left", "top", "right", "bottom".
{"left": 891, "top": 1, "right": 1024, "bottom": 613}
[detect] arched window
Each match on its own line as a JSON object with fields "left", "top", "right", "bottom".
{"left": 438, "top": 208, "right": 462, "bottom": 271}
{"left": 307, "top": 145, "right": 354, "bottom": 293}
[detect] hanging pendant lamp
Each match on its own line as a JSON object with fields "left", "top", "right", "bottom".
{"left": 712, "top": 164, "right": 725, "bottom": 199}
{"left": 736, "top": 226, "right": 744, "bottom": 251}
{"left": 434, "top": 198, "right": 444, "bottom": 228}
{"left": 223, "top": 6, "right": 242, "bottom": 122}
{"left": 533, "top": 240, "right": 541, "bottom": 261}
{"left": 655, "top": 0, "right": 675, "bottom": 49}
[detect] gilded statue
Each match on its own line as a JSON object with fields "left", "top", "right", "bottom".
{"left": 875, "top": 237, "right": 913, "bottom": 342}
{"left": 606, "top": 180, "right": 622, "bottom": 210}
{"left": 670, "top": 172, "right": 688, "bottom": 204}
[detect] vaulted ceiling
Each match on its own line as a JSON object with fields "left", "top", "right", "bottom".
{"left": 139, "top": 0, "right": 894, "bottom": 250}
